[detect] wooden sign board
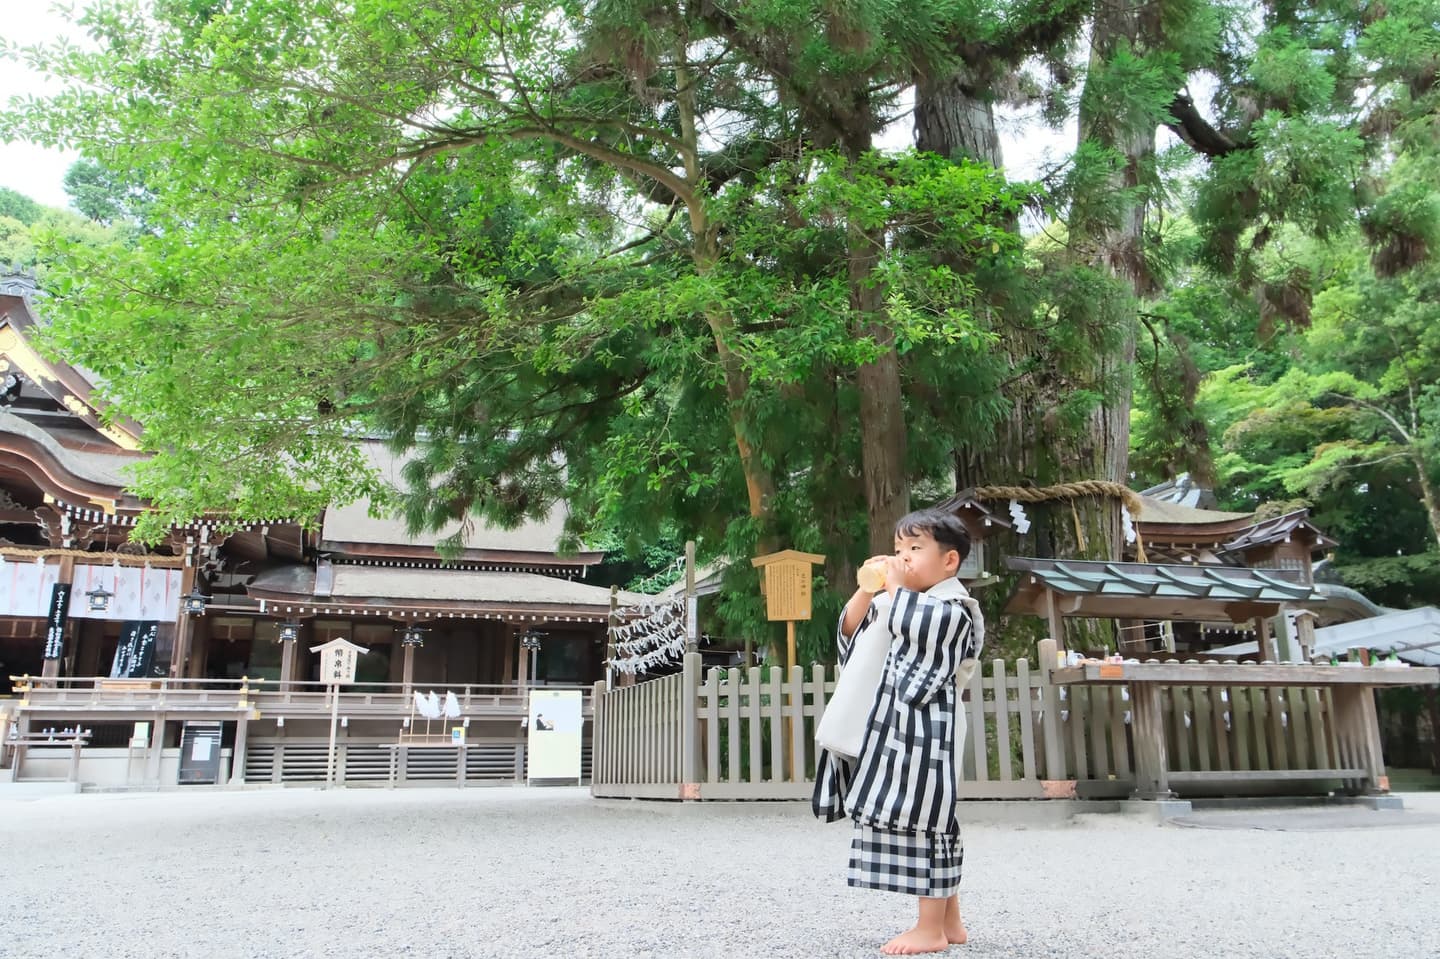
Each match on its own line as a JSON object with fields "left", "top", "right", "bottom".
{"left": 309, "top": 638, "right": 368, "bottom": 685}
{"left": 751, "top": 549, "right": 825, "bottom": 622}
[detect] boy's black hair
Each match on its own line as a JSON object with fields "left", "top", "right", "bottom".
{"left": 895, "top": 508, "right": 972, "bottom": 564}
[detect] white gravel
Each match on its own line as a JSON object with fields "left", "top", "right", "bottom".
{"left": 2, "top": 787, "right": 1438, "bottom": 959}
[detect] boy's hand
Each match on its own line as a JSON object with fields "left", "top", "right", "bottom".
{"left": 883, "top": 553, "right": 908, "bottom": 596}
{"left": 856, "top": 555, "right": 892, "bottom": 596}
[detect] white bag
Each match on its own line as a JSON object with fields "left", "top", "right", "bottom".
{"left": 815, "top": 579, "right": 985, "bottom": 760}
{"left": 814, "top": 595, "right": 894, "bottom": 759}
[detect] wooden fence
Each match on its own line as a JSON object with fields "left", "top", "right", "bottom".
{"left": 591, "top": 639, "right": 1379, "bottom": 801}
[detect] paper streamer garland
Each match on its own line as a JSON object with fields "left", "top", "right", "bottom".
{"left": 606, "top": 594, "right": 698, "bottom": 675}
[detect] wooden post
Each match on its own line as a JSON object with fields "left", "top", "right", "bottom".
{"left": 684, "top": 540, "right": 697, "bottom": 654}
{"left": 516, "top": 628, "right": 529, "bottom": 689}
{"left": 1129, "top": 684, "right": 1173, "bottom": 800}
{"left": 231, "top": 714, "right": 249, "bottom": 786}
{"left": 325, "top": 682, "right": 341, "bottom": 788}
{"left": 1045, "top": 589, "right": 1065, "bottom": 652}
{"left": 41, "top": 555, "right": 75, "bottom": 680}
{"left": 591, "top": 679, "right": 607, "bottom": 788}
{"left": 171, "top": 559, "right": 198, "bottom": 679}
{"left": 145, "top": 712, "right": 165, "bottom": 785}
{"left": 785, "top": 621, "right": 797, "bottom": 672}
{"left": 681, "top": 651, "right": 701, "bottom": 789}
{"left": 279, "top": 634, "right": 296, "bottom": 693}
{"left": 1036, "top": 639, "right": 1065, "bottom": 780}
{"left": 607, "top": 585, "right": 619, "bottom": 691}
{"left": 1253, "top": 616, "right": 1272, "bottom": 663}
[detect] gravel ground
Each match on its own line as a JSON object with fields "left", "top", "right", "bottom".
{"left": 2, "top": 787, "right": 1438, "bottom": 959}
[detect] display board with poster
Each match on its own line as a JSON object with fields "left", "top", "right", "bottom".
{"left": 526, "top": 689, "right": 583, "bottom": 783}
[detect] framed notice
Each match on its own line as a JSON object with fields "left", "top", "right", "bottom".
{"left": 762, "top": 561, "right": 813, "bottom": 621}
{"left": 526, "top": 689, "right": 583, "bottom": 783}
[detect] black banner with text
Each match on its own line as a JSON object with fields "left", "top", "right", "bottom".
{"left": 43, "top": 583, "right": 71, "bottom": 660}
{"left": 111, "top": 621, "right": 159, "bottom": 678}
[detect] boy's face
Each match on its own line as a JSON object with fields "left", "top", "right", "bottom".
{"left": 893, "top": 528, "right": 961, "bottom": 592}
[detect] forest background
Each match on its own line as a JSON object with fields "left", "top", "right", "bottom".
{"left": 2, "top": 0, "right": 1437, "bottom": 663}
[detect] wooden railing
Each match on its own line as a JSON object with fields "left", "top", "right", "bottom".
{"left": 9, "top": 676, "right": 593, "bottom": 719}
{"left": 591, "top": 641, "right": 1438, "bottom": 801}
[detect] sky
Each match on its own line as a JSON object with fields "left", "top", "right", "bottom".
{"left": 0, "top": 6, "right": 84, "bottom": 210}
{"left": 0, "top": 4, "right": 1079, "bottom": 214}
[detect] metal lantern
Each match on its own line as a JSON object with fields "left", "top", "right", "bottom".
{"left": 278, "top": 621, "right": 302, "bottom": 643}
{"left": 400, "top": 625, "right": 429, "bottom": 648}
{"left": 85, "top": 584, "right": 114, "bottom": 613}
{"left": 182, "top": 585, "right": 209, "bottom": 616}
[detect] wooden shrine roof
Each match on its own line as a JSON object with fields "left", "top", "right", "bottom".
{"left": 1004, "top": 556, "right": 1325, "bottom": 623}
{"left": 248, "top": 563, "right": 648, "bottom": 622}
{"left": 1221, "top": 508, "right": 1337, "bottom": 554}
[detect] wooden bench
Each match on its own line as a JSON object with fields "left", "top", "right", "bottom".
{"left": 6, "top": 733, "right": 89, "bottom": 783}
{"left": 380, "top": 741, "right": 469, "bottom": 788}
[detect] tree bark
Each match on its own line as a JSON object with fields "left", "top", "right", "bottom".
{"left": 676, "top": 51, "right": 780, "bottom": 537}
{"left": 850, "top": 214, "right": 911, "bottom": 554}
{"left": 915, "top": 67, "right": 1003, "bottom": 167}
{"left": 917, "top": 61, "right": 1125, "bottom": 562}
{"left": 1411, "top": 448, "right": 1440, "bottom": 551}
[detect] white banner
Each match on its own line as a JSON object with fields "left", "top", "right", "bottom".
{"left": 67, "top": 564, "right": 183, "bottom": 622}
{"left": 0, "top": 559, "right": 60, "bottom": 617}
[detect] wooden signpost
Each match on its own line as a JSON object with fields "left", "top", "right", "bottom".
{"left": 751, "top": 549, "right": 824, "bottom": 780}
{"left": 310, "top": 637, "right": 368, "bottom": 788}
{"left": 750, "top": 549, "right": 825, "bottom": 669}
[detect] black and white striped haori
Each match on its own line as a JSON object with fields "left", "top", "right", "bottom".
{"left": 813, "top": 579, "right": 981, "bottom": 898}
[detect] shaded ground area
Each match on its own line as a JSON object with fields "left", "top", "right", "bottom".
{"left": 2, "top": 788, "right": 1438, "bottom": 959}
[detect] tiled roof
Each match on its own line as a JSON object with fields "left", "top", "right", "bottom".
{"left": 1222, "top": 509, "right": 1337, "bottom": 553}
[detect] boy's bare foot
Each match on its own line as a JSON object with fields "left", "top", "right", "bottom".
{"left": 943, "top": 895, "right": 967, "bottom": 945}
{"left": 880, "top": 927, "right": 949, "bottom": 955}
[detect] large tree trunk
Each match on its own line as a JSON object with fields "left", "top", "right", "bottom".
{"left": 917, "top": 66, "right": 1127, "bottom": 560}
{"left": 850, "top": 215, "right": 911, "bottom": 555}
{"left": 915, "top": 67, "right": 1003, "bottom": 167}
{"left": 675, "top": 52, "right": 780, "bottom": 540}
{"left": 1071, "top": 0, "right": 1158, "bottom": 508}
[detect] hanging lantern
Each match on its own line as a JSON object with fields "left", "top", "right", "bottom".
{"left": 86, "top": 584, "right": 114, "bottom": 613}
{"left": 182, "top": 585, "right": 209, "bottom": 616}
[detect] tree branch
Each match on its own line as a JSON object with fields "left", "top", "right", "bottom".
{"left": 1165, "top": 93, "right": 1246, "bottom": 158}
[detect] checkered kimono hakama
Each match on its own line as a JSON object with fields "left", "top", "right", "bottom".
{"left": 813, "top": 583, "right": 978, "bottom": 898}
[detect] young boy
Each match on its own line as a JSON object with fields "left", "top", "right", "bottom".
{"left": 813, "top": 508, "right": 983, "bottom": 955}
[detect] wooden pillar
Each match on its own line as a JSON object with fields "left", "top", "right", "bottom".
{"left": 41, "top": 556, "right": 76, "bottom": 679}
{"left": 1045, "top": 590, "right": 1065, "bottom": 652}
{"left": 145, "top": 713, "right": 166, "bottom": 785}
{"left": 1333, "top": 685, "right": 1388, "bottom": 794}
{"left": 279, "top": 635, "right": 297, "bottom": 692}
{"left": 516, "top": 626, "right": 529, "bottom": 689}
{"left": 1129, "top": 683, "right": 1173, "bottom": 800}
{"left": 170, "top": 561, "right": 198, "bottom": 679}
{"left": 606, "top": 586, "right": 618, "bottom": 691}
{"left": 231, "top": 714, "right": 249, "bottom": 785}
{"left": 189, "top": 617, "right": 210, "bottom": 679}
{"left": 1253, "top": 616, "right": 1272, "bottom": 663}
{"left": 401, "top": 639, "right": 416, "bottom": 691}
{"left": 501, "top": 623, "right": 515, "bottom": 686}
{"left": 684, "top": 540, "right": 697, "bottom": 654}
